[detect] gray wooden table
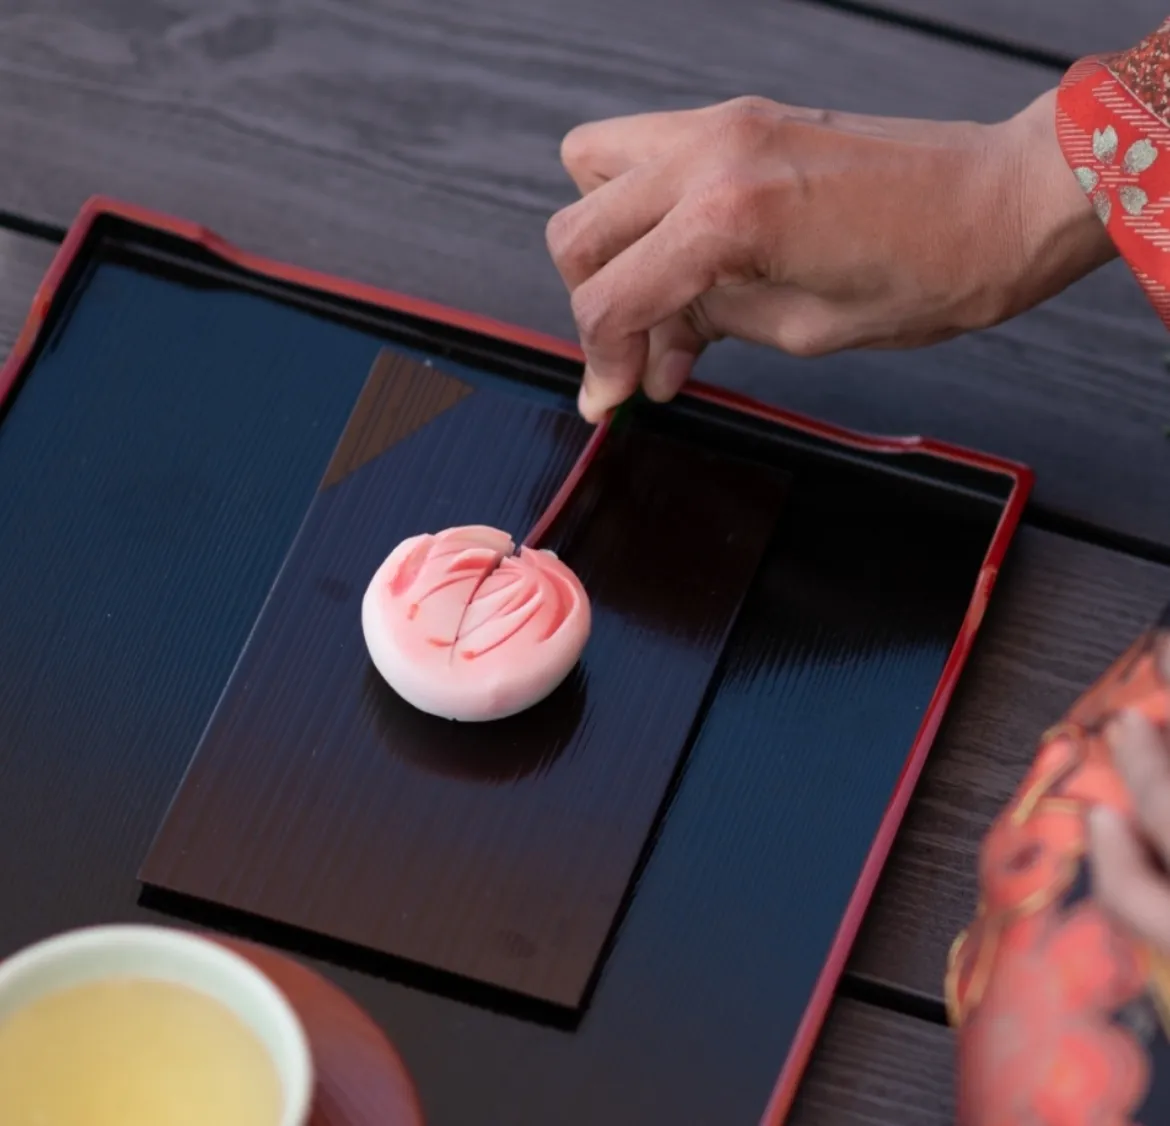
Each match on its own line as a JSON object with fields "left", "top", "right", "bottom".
{"left": 0, "top": 1, "right": 1168, "bottom": 1120}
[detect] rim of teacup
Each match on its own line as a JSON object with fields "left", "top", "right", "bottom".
{"left": 0, "top": 924, "right": 314, "bottom": 1126}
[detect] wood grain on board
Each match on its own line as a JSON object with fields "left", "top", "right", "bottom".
{"left": 0, "top": 230, "right": 55, "bottom": 360}
{"left": 0, "top": 3, "right": 1167, "bottom": 544}
{"left": 790, "top": 999, "right": 954, "bottom": 1126}
{"left": 850, "top": 528, "right": 1170, "bottom": 1001}
{"left": 141, "top": 350, "right": 786, "bottom": 1009}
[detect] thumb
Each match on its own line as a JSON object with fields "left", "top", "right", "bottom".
{"left": 577, "top": 314, "right": 708, "bottom": 420}
{"left": 642, "top": 315, "right": 708, "bottom": 403}
{"left": 698, "top": 283, "right": 841, "bottom": 356}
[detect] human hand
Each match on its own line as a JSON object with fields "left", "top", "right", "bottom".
{"left": 1090, "top": 709, "right": 1170, "bottom": 954}
{"left": 547, "top": 89, "right": 1116, "bottom": 422}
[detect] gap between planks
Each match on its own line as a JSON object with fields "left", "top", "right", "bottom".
{"left": 788, "top": 0, "right": 1073, "bottom": 69}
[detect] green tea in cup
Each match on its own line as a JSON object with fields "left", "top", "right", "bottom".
{"left": 0, "top": 926, "right": 312, "bottom": 1126}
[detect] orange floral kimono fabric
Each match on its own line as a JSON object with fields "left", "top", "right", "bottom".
{"left": 950, "top": 23, "right": 1170, "bottom": 1125}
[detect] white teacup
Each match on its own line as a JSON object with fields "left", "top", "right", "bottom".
{"left": 0, "top": 924, "right": 313, "bottom": 1126}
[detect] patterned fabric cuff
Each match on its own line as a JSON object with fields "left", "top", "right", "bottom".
{"left": 1057, "top": 19, "right": 1170, "bottom": 325}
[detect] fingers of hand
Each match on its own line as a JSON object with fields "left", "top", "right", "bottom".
{"left": 577, "top": 318, "right": 704, "bottom": 421}
{"left": 557, "top": 96, "right": 792, "bottom": 420}
{"left": 578, "top": 317, "right": 709, "bottom": 421}
{"left": 1107, "top": 708, "right": 1170, "bottom": 865}
{"left": 546, "top": 159, "right": 679, "bottom": 291}
{"left": 699, "top": 283, "right": 845, "bottom": 356}
{"left": 570, "top": 205, "right": 726, "bottom": 419}
{"left": 642, "top": 316, "right": 705, "bottom": 403}
{"left": 1089, "top": 803, "right": 1170, "bottom": 951}
{"left": 559, "top": 108, "right": 707, "bottom": 192}
{"left": 558, "top": 94, "right": 793, "bottom": 195}
{"left": 548, "top": 152, "right": 706, "bottom": 421}
{"left": 577, "top": 356, "right": 643, "bottom": 423}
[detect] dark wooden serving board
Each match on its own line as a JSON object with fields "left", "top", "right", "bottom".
{"left": 141, "top": 351, "right": 787, "bottom": 1009}
{"left": 0, "top": 226, "right": 1005, "bottom": 1123}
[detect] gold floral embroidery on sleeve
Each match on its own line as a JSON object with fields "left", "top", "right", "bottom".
{"left": 1071, "top": 126, "right": 1159, "bottom": 222}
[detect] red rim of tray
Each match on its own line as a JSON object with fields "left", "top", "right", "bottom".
{"left": 0, "top": 195, "right": 1034, "bottom": 1126}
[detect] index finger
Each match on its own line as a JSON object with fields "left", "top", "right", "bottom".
{"left": 560, "top": 98, "right": 833, "bottom": 192}
{"left": 560, "top": 107, "right": 706, "bottom": 192}
{"left": 571, "top": 204, "right": 718, "bottom": 419}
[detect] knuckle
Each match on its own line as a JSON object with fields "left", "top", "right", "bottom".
{"left": 559, "top": 124, "right": 594, "bottom": 176}
{"left": 723, "top": 94, "right": 777, "bottom": 124}
{"left": 544, "top": 205, "right": 578, "bottom": 261}
{"left": 776, "top": 332, "right": 823, "bottom": 359}
{"left": 570, "top": 283, "right": 610, "bottom": 342}
{"left": 717, "top": 95, "right": 779, "bottom": 149}
{"left": 546, "top": 201, "right": 601, "bottom": 281}
{"left": 684, "top": 300, "right": 720, "bottom": 344}
{"left": 690, "top": 173, "right": 751, "bottom": 233}
{"left": 773, "top": 315, "right": 834, "bottom": 358}
{"left": 802, "top": 105, "right": 837, "bottom": 128}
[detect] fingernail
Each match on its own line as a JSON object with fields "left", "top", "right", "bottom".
{"left": 578, "top": 367, "right": 599, "bottom": 421}
{"left": 645, "top": 349, "right": 694, "bottom": 403}
{"left": 578, "top": 394, "right": 603, "bottom": 423}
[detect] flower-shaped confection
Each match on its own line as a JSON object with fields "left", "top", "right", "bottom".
{"left": 362, "top": 525, "right": 591, "bottom": 722}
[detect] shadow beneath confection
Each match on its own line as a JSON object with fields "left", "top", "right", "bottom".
{"left": 361, "top": 662, "right": 588, "bottom": 784}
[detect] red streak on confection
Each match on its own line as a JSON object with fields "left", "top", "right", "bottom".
{"left": 460, "top": 605, "right": 541, "bottom": 659}
{"left": 537, "top": 567, "right": 575, "bottom": 642}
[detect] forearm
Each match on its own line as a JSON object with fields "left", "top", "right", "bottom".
{"left": 1002, "top": 87, "right": 1118, "bottom": 310}
{"left": 881, "top": 86, "right": 1119, "bottom": 332}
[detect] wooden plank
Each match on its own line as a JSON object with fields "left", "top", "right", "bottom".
{"left": 791, "top": 1000, "right": 953, "bottom": 1126}
{"left": 850, "top": 527, "right": 1170, "bottom": 1001}
{"left": 0, "top": 230, "right": 54, "bottom": 357}
{"left": 855, "top": 0, "right": 1165, "bottom": 63}
{"left": 1, "top": 3, "right": 1168, "bottom": 545}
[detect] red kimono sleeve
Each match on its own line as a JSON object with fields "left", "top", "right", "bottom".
{"left": 949, "top": 25, "right": 1170, "bottom": 1126}
{"left": 1058, "top": 22, "right": 1170, "bottom": 322}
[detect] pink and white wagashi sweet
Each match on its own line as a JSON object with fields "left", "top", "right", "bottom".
{"left": 362, "top": 525, "right": 591, "bottom": 722}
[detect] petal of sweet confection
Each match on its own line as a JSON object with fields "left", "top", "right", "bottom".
{"left": 362, "top": 525, "right": 590, "bottom": 721}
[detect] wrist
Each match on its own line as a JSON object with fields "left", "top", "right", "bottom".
{"left": 993, "top": 88, "right": 1117, "bottom": 316}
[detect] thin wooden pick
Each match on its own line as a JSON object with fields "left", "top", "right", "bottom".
{"left": 521, "top": 408, "right": 618, "bottom": 549}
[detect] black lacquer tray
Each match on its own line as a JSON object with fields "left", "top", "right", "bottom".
{"left": 0, "top": 198, "right": 1030, "bottom": 1126}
